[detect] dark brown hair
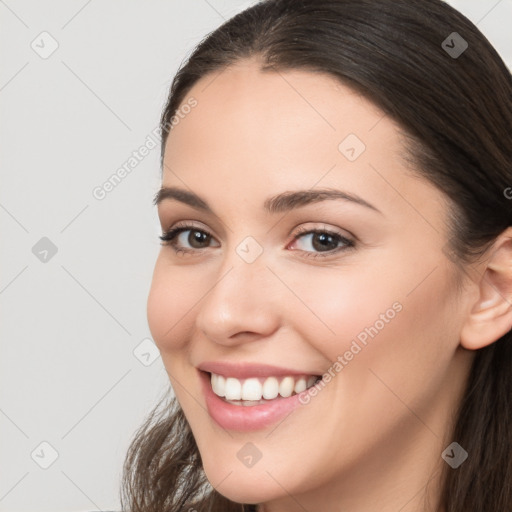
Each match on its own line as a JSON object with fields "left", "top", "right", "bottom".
{"left": 120, "top": 1, "right": 512, "bottom": 510}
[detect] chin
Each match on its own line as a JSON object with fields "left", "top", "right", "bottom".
{"left": 201, "top": 459, "right": 283, "bottom": 505}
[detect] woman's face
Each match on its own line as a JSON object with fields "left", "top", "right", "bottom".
{"left": 148, "top": 60, "right": 475, "bottom": 508}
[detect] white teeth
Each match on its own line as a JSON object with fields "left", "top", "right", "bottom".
{"left": 279, "top": 376, "right": 295, "bottom": 398}
{"left": 242, "top": 378, "right": 263, "bottom": 400}
{"left": 211, "top": 373, "right": 226, "bottom": 396}
{"left": 294, "top": 377, "right": 307, "bottom": 393}
{"left": 224, "top": 377, "right": 242, "bottom": 400}
{"left": 262, "top": 377, "right": 279, "bottom": 399}
{"left": 209, "top": 372, "right": 320, "bottom": 402}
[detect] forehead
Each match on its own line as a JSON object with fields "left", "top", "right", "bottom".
{"left": 164, "top": 61, "right": 395, "bottom": 180}
{"left": 166, "top": 60, "right": 388, "bottom": 155}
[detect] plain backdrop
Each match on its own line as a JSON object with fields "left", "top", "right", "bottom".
{"left": 1, "top": 1, "right": 511, "bottom": 511}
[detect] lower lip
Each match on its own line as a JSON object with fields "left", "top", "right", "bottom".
{"left": 199, "top": 370, "right": 315, "bottom": 432}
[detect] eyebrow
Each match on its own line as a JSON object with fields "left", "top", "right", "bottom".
{"left": 153, "top": 186, "right": 382, "bottom": 215}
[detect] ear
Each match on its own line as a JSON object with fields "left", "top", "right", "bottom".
{"left": 460, "top": 227, "right": 512, "bottom": 350}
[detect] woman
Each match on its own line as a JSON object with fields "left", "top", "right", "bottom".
{"left": 121, "top": 0, "right": 512, "bottom": 510}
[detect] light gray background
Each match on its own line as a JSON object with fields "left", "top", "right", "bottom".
{"left": 1, "top": 1, "right": 511, "bottom": 511}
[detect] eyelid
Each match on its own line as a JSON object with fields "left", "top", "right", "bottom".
{"left": 162, "top": 220, "right": 353, "bottom": 241}
{"left": 168, "top": 219, "right": 206, "bottom": 230}
{"left": 291, "top": 223, "right": 355, "bottom": 241}
{"left": 161, "top": 220, "right": 213, "bottom": 238}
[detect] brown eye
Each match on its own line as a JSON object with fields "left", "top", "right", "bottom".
{"left": 290, "top": 228, "right": 355, "bottom": 258}
{"left": 187, "top": 229, "right": 211, "bottom": 248}
{"left": 159, "top": 225, "right": 219, "bottom": 254}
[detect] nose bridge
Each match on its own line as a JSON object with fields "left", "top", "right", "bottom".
{"left": 195, "top": 236, "right": 279, "bottom": 343}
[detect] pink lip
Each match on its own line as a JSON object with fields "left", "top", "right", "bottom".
{"left": 198, "top": 369, "right": 316, "bottom": 431}
{"left": 197, "top": 360, "right": 320, "bottom": 379}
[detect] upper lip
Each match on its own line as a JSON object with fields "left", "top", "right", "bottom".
{"left": 197, "top": 361, "right": 321, "bottom": 379}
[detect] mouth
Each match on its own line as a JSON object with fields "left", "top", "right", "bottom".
{"left": 208, "top": 372, "right": 322, "bottom": 406}
{"left": 198, "top": 369, "right": 323, "bottom": 431}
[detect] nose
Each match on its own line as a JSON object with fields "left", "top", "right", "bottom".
{"left": 195, "top": 247, "right": 280, "bottom": 346}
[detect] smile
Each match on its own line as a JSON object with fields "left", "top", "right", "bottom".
{"left": 210, "top": 372, "right": 320, "bottom": 404}
{"left": 198, "top": 366, "right": 323, "bottom": 431}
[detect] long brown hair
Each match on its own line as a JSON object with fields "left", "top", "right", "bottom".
{"left": 120, "top": 1, "right": 512, "bottom": 510}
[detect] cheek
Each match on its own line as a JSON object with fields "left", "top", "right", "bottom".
{"left": 284, "top": 257, "right": 456, "bottom": 392}
{"left": 329, "top": 261, "right": 460, "bottom": 415}
{"left": 279, "top": 263, "right": 403, "bottom": 361}
{"left": 147, "top": 257, "right": 198, "bottom": 352}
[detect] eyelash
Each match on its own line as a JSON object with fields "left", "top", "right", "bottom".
{"left": 159, "top": 222, "right": 356, "bottom": 259}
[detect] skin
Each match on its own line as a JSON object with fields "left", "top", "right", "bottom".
{"left": 147, "top": 58, "right": 512, "bottom": 512}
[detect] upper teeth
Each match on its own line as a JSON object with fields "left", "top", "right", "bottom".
{"left": 210, "top": 373, "right": 319, "bottom": 401}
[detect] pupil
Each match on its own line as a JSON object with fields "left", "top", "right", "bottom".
{"left": 190, "top": 230, "right": 208, "bottom": 248}
{"left": 313, "top": 233, "right": 335, "bottom": 251}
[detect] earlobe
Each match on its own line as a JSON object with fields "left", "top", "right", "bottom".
{"left": 460, "top": 227, "right": 512, "bottom": 351}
